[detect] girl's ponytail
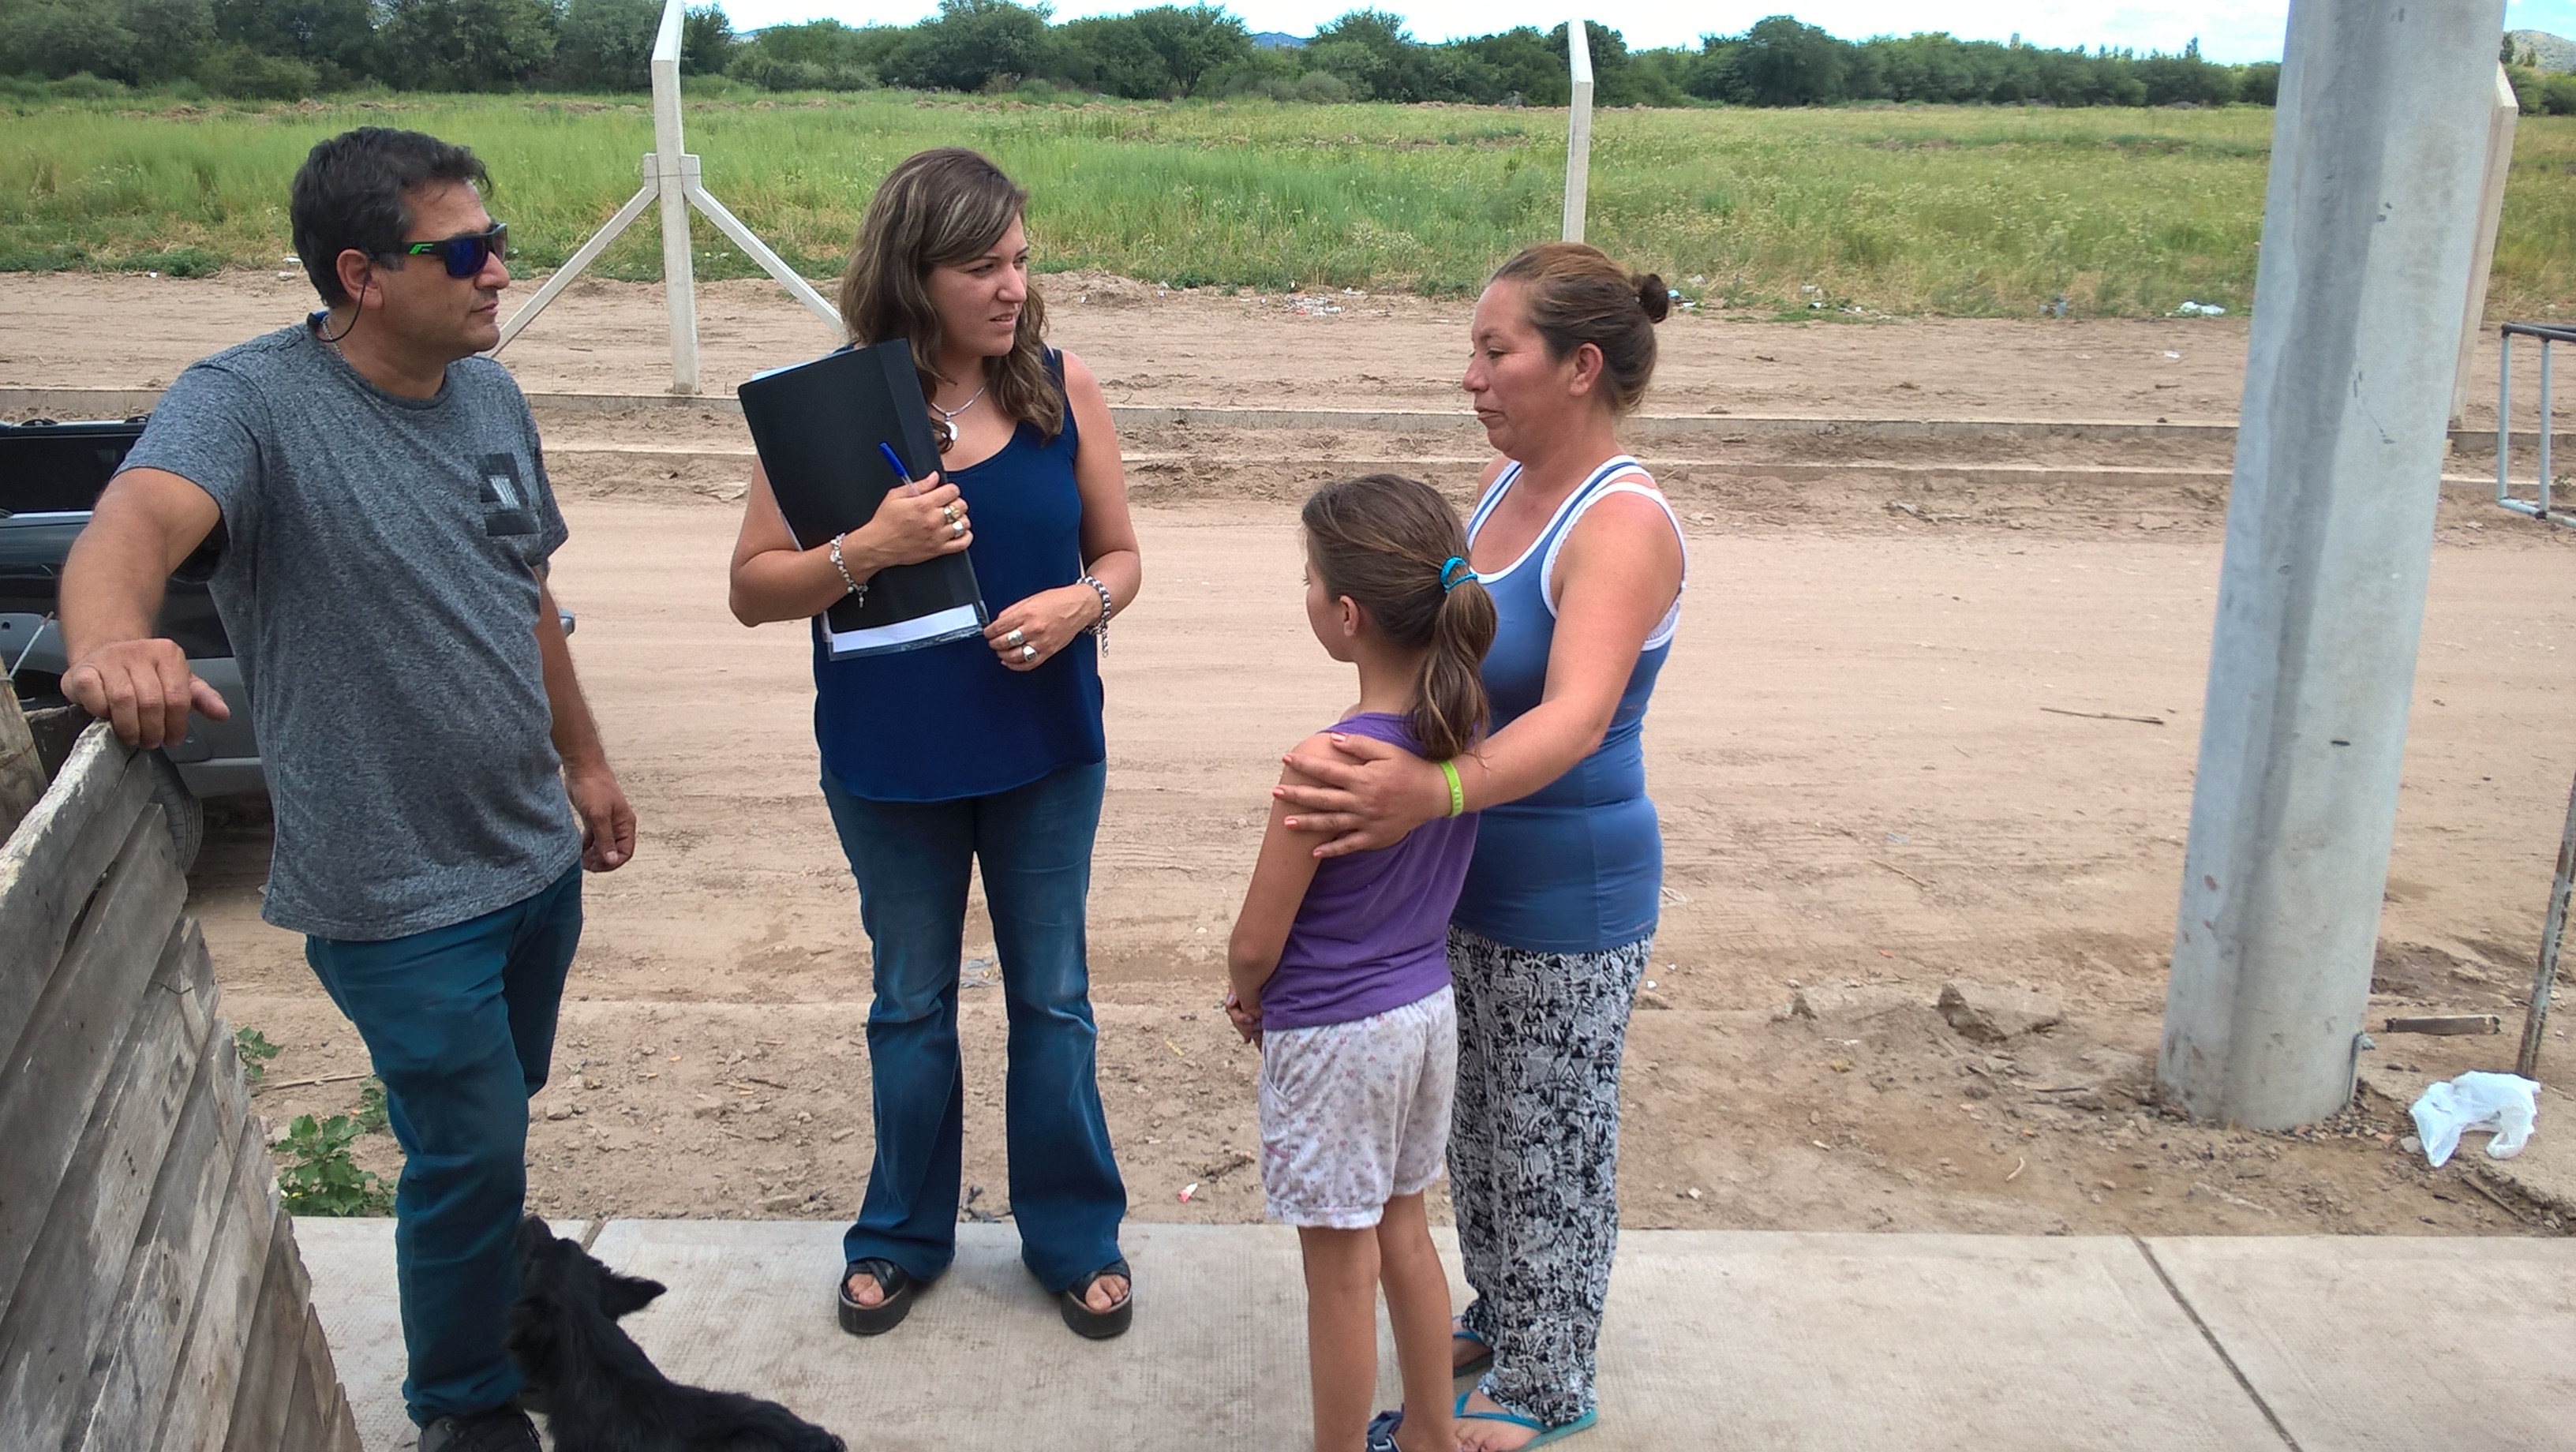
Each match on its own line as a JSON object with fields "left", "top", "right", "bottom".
{"left": 1413, "top": 567, "right": 1493, "bottom": 763}
{"left": 1300, "top": 475, "right": 1496, "bottom": 763}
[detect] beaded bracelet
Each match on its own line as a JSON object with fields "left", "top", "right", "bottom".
{"left": 829, "top": 534, "right": 867, "bottom": 606}
{"left": 1080, "top": 574, "right": 1114, "bottom": 650}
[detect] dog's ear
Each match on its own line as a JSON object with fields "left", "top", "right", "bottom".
{"left": 599, "top": 1272, "right": 665, "bottom": 1319}
{"left": 516, "top": 1215, "right": 560, "bottom": 1258}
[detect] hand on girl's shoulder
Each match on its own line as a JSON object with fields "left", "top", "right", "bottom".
{"left": 1273, "top": 732, "right": 1341, "bottom": 791}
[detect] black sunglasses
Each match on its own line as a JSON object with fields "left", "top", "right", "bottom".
{"left": 395, "top": 223, "right": 508, "bottom": 279}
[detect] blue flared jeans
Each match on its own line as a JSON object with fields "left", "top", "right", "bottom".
{"left": 821, "top": 760, "right": 1126, "bottom": 1293}
{"left": 303, "top": 865, "right": 582, "bottom": 1425}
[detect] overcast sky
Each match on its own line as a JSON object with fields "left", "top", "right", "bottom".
{"left": 713, "top": 0, "right": 2576, "bottom": 64}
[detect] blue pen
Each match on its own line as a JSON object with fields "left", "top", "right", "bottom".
{"left": 876, "top": 441, "right": 915, "bottom": 493}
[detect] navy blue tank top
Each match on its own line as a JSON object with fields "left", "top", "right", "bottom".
{"left": 813, "top": 354, "right": 1105, "bottom": 803}
{"left": 1451, "top": 455, "right": 1683, "bottom": 954}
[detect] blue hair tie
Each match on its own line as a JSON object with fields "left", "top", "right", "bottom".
{"left": 1440, "top": 556, "right": 1475, "bottom": 593}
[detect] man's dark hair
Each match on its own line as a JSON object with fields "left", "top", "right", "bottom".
{"left": 290, "top": 128, "right": 492, "bottom": 307}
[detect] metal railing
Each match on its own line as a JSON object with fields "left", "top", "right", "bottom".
{"left": 2497, "top": 320, "right": 2576, "bottom": 526}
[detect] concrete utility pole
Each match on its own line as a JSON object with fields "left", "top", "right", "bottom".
{"left": 1562, "top": 18, "right": 1593, "bottom": 244}
{"left": 2451, "top": 63, "right": 2520, "bottom": 430}
{"left": 2159, "top": 0, "right": 2507, "bottom": 1128}
{"left": 490, "top": 0, "right": 840, "bottom": 393}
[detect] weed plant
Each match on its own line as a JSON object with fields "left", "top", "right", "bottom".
{"left": 233, "top": 1024, "right": 279, "bottom": 1085}
{"left": 275, "top": 1112, "right": 394, "bottom": 1216}
{"left": 6, "top": 92, "right": 2574, "bottom": 316}
{"left": 354, "top": 1076, "right": 389, "bottom": 1135}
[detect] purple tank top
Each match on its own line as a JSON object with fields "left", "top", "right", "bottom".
{"left": 1260, "top": 713, "right": 1479, "bottom": 1031}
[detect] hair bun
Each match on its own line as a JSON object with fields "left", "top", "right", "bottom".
{"left": 1634, "top": 273, "right": 1671, "bottom": 324}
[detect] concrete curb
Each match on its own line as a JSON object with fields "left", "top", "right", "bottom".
{"left": 537, "top": 446, "right": 2533, "bottom": 498}
{"left": 294, "top": 1221, "right": 2576, "bottom": 1452}
{"left": 8, "top": 385, "right": 2560, "bottom": 454}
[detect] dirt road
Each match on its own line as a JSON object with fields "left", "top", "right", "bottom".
{"left": 1, "top": 267, "right": 2267, "bottom": 421}
{"left": 211, "top": 492, "right": 2576, "bottom": 1237}
{"left": 17, "top": 272, "right": 2568, "bottom": 1238}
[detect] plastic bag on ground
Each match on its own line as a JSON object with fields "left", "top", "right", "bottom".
{"left": 2408, "top": 1072, "right": 2540, "bottom": 1167}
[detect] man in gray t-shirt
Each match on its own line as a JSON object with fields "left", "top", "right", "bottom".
{"left": 60, "top": 128, "right": 632, "bottom": 1452}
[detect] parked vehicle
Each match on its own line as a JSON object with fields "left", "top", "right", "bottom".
{"left": 2, "top": 418, "right": 249, "bottom": 870}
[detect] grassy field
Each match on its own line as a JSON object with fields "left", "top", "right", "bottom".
{"left": 7, "top": 91, "right": 2576, "bottom": 317}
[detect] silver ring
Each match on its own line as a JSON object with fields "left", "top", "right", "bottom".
{"left": 1020, "top": 644, "right": 1038, "bottom": 662}
{"left": 942, "top": 503, "right": 960, "bottom": 523}
{"left": 949, "top": 518, "right": 966, "bottom": 537}
{"left": 1005, "top": 628, "right": 1025, "bottom": 647}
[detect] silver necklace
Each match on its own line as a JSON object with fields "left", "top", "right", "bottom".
{"left": 930, "top": 384, "right": 988, "bottom": 454}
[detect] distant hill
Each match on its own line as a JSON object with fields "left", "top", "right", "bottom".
{"left": 2509, "top": 29, "right": 2576, "bottom": 73}
{"left": 1251, "top": 31, "right": 1306, "bottom": 49}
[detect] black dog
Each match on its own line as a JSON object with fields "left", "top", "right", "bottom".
{"left": 509, "top": 1217, "right": 846, "bottom": 1452}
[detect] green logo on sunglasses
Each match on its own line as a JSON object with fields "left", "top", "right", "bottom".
{"left": 399, "top": 223, "right": 508, "bottom": 279}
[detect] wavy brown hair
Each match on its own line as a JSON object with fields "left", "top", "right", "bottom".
{"left": 1488, "top": 242, "right": 1670, "bottom": 415}
{"left": 838, "top": 147, "right": 1063, "bottom": 440}
{"left": 1301, "top": 474, "right": 1496, "bottom": 763}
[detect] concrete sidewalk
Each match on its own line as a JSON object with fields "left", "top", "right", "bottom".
{"left": 294, "top": 1221, "right": 2576, "bottom": 1452}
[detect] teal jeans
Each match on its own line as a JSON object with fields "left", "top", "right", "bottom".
{"left": 305, "top": 865, "right": 582, "bottom": 1424}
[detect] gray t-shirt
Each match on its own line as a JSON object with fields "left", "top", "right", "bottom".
{"left": 123, "top": 320, "right": 580, "bottom": 941}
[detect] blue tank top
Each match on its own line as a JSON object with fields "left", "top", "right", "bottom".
{"left": 812, "top": 354, "right": 1105, "bottom": 803}
{"left": 1451, "top": 455, "right": 1683, "bottom": 954}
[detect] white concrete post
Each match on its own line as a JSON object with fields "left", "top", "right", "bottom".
{"left": 649, "top": 0, "right": 699, "bottom": 394}
{"left": 1562, "top": 19, "right": 1593, "bottom": 244}
{"left": 2451, "top": 63, "right": 2520, "bottom": 429}
{"left": 2159, "top": 0, "right": 2507, "bottom": 1128}
{"left": 493, "top": 0, "right": 836, "bottom": 365}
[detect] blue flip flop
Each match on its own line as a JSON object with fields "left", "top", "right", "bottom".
{"left": 1453, "top": 1327, "right": 1494, "bottom": 1379}
{"left": 1454, "top": 1390, "right": 1598, "bottom": 1448}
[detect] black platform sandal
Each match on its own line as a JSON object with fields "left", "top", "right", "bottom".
{"left": 1058, "top": 1258, "right": 1133, "bottom": 1339}
{"left": 837, "top": 1259, "right": 917, "bottom": 1336}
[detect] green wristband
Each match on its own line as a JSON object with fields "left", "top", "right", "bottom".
{"left": 1440, "top": 758, "right": 1465, "bottom": 818}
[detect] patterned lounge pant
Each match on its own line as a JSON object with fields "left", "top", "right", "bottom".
{"left": 1447, "top": 925, "right": 1650, "bottom": 1428}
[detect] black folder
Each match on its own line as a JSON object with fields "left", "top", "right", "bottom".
{"left": 737, "top": 340, "right": 988, "bottom": 657}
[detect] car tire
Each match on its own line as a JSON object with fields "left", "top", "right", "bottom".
{"left": 147, "top": 748, "right": 204, "bottom": 874}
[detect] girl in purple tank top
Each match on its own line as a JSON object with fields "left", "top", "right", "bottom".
{"left": 1225, "top": 475, "right": 1496, "bottom": 1452}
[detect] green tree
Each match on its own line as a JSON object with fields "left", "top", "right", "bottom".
{"left": 888, "top": 0, "right": 1048, "bottom": 91}
{"left": 1447, "top": 25, "right": 1567, "bottom": 103}
{"left": 1549, "top": 20, "right": 1641, "bottom": 105}
{"left": 727, "top": 16, "right": 889, "bottom": 88}
{"left": 2135, "top": 38, "right": 2236, "bottom": 106}
{"left": 1730, "top": 15, "right": 1849, "bottom": 106}
{"left": 373, "top": 0, "right": 556, "bottom": 89}
{"left": 681, "top": 2, "right": 733, "bottom": 74}
{"left": 1059, "top": 5, "right": 1247, "bottom": 96}
{"left": 1304, "top": 7, "right": 1398, "bottom": 96}
{"left": 210, "top": 0, "right": 368, "bottom": 82}
{"left": 2235, "top": 60, "right": 2280, "bottom": 107}
{"left": 1124, "top": 4, "right": 1246, "bottom": 94}
{"left": 198, "top": 39, "right": 320, "bottom": 94}
{"left": 555, "top": 0, "right": 657, "bottom": 88}
{"left": 125, "top": 0, "right": 212, "bottom": 82}
{"left": 0, "top": 2, "right": 130, "bottom": 80}
{"left": 1054, "top": 13, "right": 1168, "bottom": 95}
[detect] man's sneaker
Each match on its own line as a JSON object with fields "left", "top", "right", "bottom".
{"left": 417, "top": 1405, "right": 539, "bottom": 1452}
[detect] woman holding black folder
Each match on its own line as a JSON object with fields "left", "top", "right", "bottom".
{"left": 725, "top": 148, "right": 1141, "bottom": 1342}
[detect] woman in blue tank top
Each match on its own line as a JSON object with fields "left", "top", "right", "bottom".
{"left": 724, "top": 150, "right": 1141, "bottom": 1342}
{"left": 1281, "top": 244, "right": 1684, "bottom": 1450}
